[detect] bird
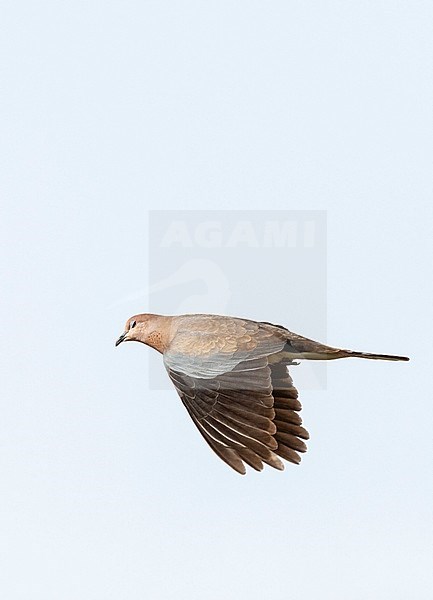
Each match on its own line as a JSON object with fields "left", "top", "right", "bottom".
{"left": 115, "top": 313, "right": 409, "bottom": 474}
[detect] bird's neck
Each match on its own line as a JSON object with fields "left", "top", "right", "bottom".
{"left": 144, "top": 316, "right": 172, "bottom": 353}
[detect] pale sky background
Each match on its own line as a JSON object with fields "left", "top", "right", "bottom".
{"left": 1, "top": 2, "right": 433, "bottom": 599}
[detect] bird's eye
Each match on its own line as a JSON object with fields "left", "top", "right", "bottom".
{"left": 130, "top": 320, "right": 136, "bottom": 329}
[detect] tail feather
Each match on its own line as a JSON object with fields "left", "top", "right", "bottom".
{"left": 346, "top": 350, "right": 409, "bottom": 362}
{"left": 281, "top": 335, "right": 409, "bottom": 362}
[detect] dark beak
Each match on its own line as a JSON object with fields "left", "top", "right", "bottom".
{"left": 115, "top": 332, "right": 127, "bottom": 347}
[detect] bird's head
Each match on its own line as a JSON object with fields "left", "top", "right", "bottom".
{"left": 115, "top": 314, "right": 156, "bottom": 347}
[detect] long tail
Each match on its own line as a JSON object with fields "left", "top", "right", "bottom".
{"left": 282, "top": 335, "right": 410, "bottom": 362}
{"left": 344, "top": 350, "right": 409, "bottom": 362}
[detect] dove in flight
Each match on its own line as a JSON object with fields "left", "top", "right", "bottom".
{"left": 115, "top": 313, "right": 409, "bottom": 474}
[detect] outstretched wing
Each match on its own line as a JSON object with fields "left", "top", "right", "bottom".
{"left": 165, "top": 355, "right": 309, "bottom": 474}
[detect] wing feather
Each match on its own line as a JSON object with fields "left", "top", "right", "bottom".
{"left": 166, "top": 351, "right": 309, "bottom": 473}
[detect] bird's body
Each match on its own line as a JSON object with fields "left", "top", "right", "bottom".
{"left": 116, "top": 313, "right": 409, "bottom": 474}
